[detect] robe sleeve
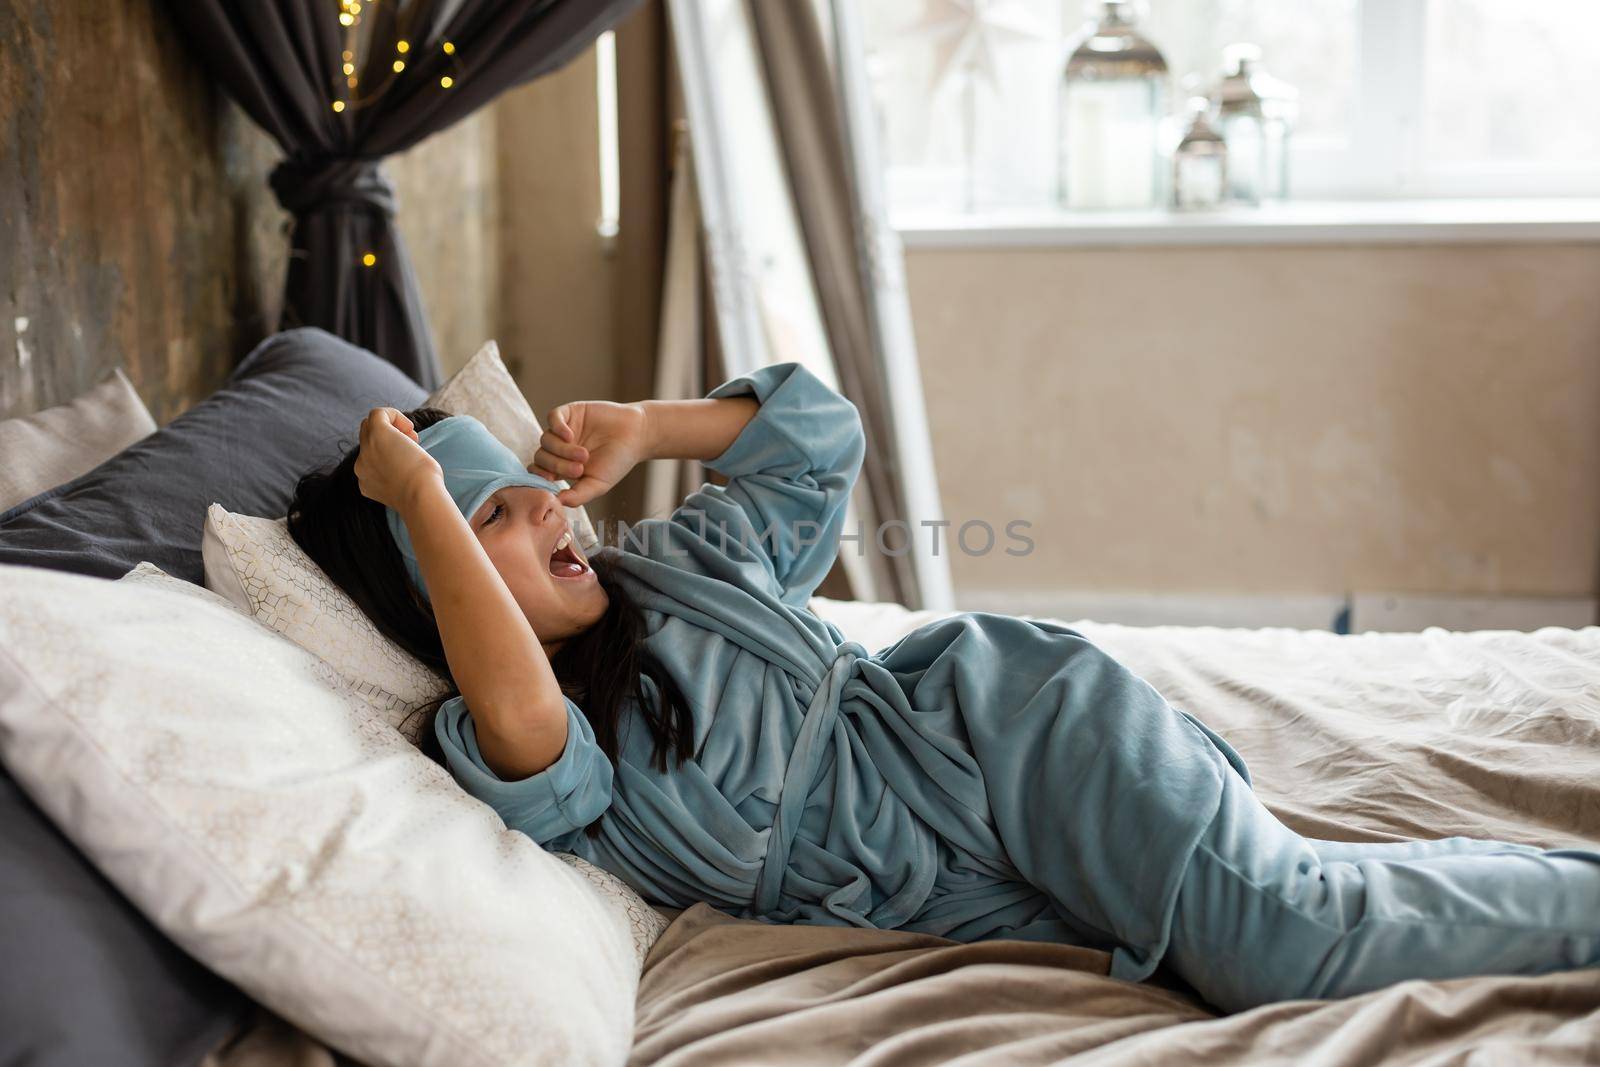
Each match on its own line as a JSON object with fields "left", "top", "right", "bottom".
{"left": 665, "top": 361, "right": 866, "bottom": 607}
{"left": 433, "top": 693, "right": 615, "bottom": 850}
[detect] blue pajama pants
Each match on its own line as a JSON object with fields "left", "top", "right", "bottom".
{"left": 1163, "top": 763, "right": 1600, "bottom": 1014}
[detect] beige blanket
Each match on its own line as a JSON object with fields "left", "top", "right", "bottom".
{"left": 631, "top": 903, "right": 1600, "bottom": 1066}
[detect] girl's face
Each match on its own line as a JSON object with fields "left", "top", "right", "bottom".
{"left": 469, "top": 485, "right": 607, "bottom": 655}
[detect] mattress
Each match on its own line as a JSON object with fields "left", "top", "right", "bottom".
{"left": 209, "top": 598, "right": 1600, "bottom": 1066}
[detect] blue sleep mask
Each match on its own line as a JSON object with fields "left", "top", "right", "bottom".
{"left": 382, "top": 414, "right": 565, "bottom": 604}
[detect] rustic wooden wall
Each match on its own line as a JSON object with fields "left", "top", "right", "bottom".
{"left": 0, "top": 1, "right": 284, "bottom": 424}
{"left": 0, "top": 1, "right": 500, "bottom": 426}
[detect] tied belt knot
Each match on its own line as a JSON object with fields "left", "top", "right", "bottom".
{"left": 269, "top": 155, "right": 397, "bottom": 219}
{"left": 750, "top": 640, "right": 870, "bottom": 917}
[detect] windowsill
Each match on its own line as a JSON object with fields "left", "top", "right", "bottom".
{"left": 891, "top": 198, "right": 1600, "bottom": 249}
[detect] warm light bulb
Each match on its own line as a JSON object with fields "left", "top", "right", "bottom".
{"left": 442, "top": 40, "right": 455, "bottom": 55}
{"left": 347, "top": 75, "right": 358, "bottom": 88}
{"left": 440, "top": 75, "right": 454, "bottom": 88}
{"left": 342, "top": 61, "right": 354, "bottom": 75}
{"left": 332, "top": 100, "right": 346, "bottom": 113}
{"left": 342, "top": 50, "right": 353, "bottom": 61}
{"left": 392, "top": 59, "right": 405, "bottom": 73}
{"left": 338, "top": 12, "right": 354, "bottom": 26}
{"left": 361, "top": 252, "right": 377, "bottom": 267}
{"left": 396, "top": 39, "right": 410, "bottom": 53}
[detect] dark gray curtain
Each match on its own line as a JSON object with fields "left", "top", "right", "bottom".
{"left": 168, "top": 0, "right": 643, "bottom": 389}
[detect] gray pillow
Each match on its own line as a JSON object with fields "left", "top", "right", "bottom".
{"left": 0, "top": 327, "right": 428, "bottom": 582}
{"left": 0, "top": 772, "right": 243, "bottom": 1067}
{"left": 0, "top": 327, "right": 427, "bottom": 1066}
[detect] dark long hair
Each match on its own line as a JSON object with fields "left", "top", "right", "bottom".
{"left": 286, "top": 406, "right": 695, "bottom": 840}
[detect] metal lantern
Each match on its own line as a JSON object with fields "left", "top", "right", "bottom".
{"left": 1212, "top": 43, "right": 1297, "bottom": 205}
{"left": 1172, "top": 96, "right": 1227, "bottom": 210}
{"left": 1058, "top": 0, "right": 1170, "bottom": 210}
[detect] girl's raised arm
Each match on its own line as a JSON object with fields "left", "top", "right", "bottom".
{"left": 533, "top": 362, "right": 865, "bottom": 605}
{"left": 681, "top": 362, "right": 867, "bottom": 606}
{"left": 357, "top": 407, "right": 568, "bottom": 780}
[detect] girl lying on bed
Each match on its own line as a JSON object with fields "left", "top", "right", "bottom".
{"left": 285, "top": 361, "right": 1600, "bottom": 1015}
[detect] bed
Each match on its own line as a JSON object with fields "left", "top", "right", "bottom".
{"left": 200, "top": 596, "right": 1600, "bottom": 1066}
{"left": 4, "top": 331, "right": 1598, "bottom": 1067}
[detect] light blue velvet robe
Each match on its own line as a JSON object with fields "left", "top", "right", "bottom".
{"left": 435, "top": 361, "right": 1254, "bottom": 982}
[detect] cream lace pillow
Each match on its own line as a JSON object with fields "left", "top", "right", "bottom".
{"left": 204, "top": 505, "right": 449, "bottom": 739}
{"left": 124, "top": 558, "right": 664, "bottom": 966}
{"left": 0, "top": 560, "right": 655, "bottom": 1067}
{"left": 0, "top": 365, "right": 158, "bottom": 511}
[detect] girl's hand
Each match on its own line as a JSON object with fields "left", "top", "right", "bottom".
{"left": 532, "top": 401, "right": 649, "bottom": 507}
{"left": 353, "top": 407, "right": 442, "bottom": 514}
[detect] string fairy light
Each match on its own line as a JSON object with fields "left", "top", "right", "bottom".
{"left": 324, "top": 2, "right": 464, "bottom": 268}
{"left": 329, "top": 3, "right": 463, "bottom": 114}
{"left": 439, "top": 39, "right": 456, "bottom": 88}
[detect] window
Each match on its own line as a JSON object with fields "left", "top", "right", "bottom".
{"left": 861, "top": 0, "right": 1600, "bottom": 217}
{"left": 1415, "top": 0, "right": 1600, "bottom": 194}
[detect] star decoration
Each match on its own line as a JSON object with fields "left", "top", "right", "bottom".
{"left": 891, "top": 0, "right": 1050, "bottom": 96}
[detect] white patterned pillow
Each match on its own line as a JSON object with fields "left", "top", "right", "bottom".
{"left": 550, "top": 852, "right": 670, "bottom": 966}
{"left": 0, "top": 561, "right": 649, "bottom": 1067}
{"left": 202, "top": 506, "right": 450, "bottom": 740}
{"left": 128, "top": 560, "right": 669, "bottom": 950}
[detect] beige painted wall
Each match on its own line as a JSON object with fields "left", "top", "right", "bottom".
{"left": 491, "top": 3, "right": 669, "bottom": 526}
{"left": 392, "top": 118, "right": 500, "bottom": 381}
{"left": 494, "top": 49, "right": 616, "bottom": 417}
{"left": 904, "top": 242, "right": 1600, "bottom": 601}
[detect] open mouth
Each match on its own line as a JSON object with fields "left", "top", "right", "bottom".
{"left": 547, "top": 529, "right": 591, "bottom": 580}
